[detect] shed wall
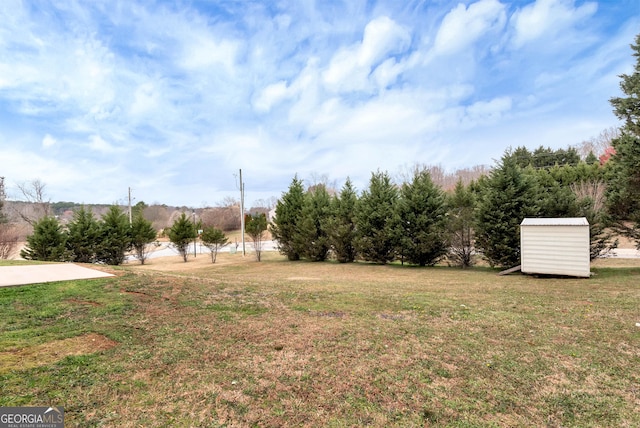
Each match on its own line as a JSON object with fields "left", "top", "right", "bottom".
{"left": 520, "top": 225, "right": 590, "bottom": 277}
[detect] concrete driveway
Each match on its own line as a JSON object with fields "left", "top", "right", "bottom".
{"left": 0, "top": 264, "right": 114, "bottom": 287}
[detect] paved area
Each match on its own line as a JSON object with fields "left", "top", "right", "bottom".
{"left": 0, "top": 264, "right": 114, "bottom": 287}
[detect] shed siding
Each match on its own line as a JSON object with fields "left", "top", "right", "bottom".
{"left": 520, "top": 224, "right": 590, "bottom": 277}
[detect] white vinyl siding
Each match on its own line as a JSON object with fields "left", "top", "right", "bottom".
{"left": 520, "top": 218, "right": 590, "bottom": 278}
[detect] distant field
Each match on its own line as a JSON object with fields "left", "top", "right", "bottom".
{"left": 1, "top": 254, "right": 639, "bottom": 427}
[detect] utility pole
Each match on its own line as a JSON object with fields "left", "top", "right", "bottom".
{"left": 192, "top": 211, "right": 197, "bottom": 258}
{"left": 239, "top": 169, "right": 246, "bottom": 257}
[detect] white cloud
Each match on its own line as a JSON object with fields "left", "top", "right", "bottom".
{"left": 87, "top": 135, "right": 120, "bottom": 153}
{"left": 42, "top": 134, "right": 57, "bottom": 148}
{"left": 463, "top": 96, "right": 513, "bottom": 127}
{"left": 433, "top": 0, "right": 506, "bottom": 55}
{"left": 180, "top": 34, "right": 239, "bottom": 72}
{"left": 130, "top": 82, "right": 160, "bottom": 116}
{"left": 511, "top": 0, "right": 597, "bottom": 48}
{"left": 253, "top": 81, "right": 290, "bottom": 112}
{"left": 323, "top": 16, "right": 411, "bottom": 92}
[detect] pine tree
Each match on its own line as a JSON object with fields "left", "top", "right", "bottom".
{"left": 447, "top": 180, "right": 476, "bottom": 268}
{"left": 245, "top": 213, "right": 268, "bottom": 261}
{"left": 270, "top": 176, "right": 305, "bottom": 260}
{"left": 168, "top": 212, "right": 196, "bottom": 262}
{"left": 533, "top": 167, "right": 580, "bottom": 218}
{"left": 475, "top": 155, "right": 539, "bottom": 268}
{"left": 395, "top": 169, "right": 448, "bottom": 266}
{"left": 607, "top": 33, "right": 640, "bottom": 248}
{"left": 326, "top": 178, "right": 358, "bottom": 263}
{"left": 355, "top": 170, "right": 399, "bottom": 264}
{"left": 20, "top": 216, "right": 67, "bottom": 261}
{"left": 298, "top": 184, "right": 331, "bottom": 261}
{"left": 130, "top": 214, "right": 157, "bottom": 265}
{"left": 96, "top": 206, "right": 132, "bottom": 265}
{"left": 200, "top": 226, "right": 229, "bottom": 263}
{"left": 66, "top": 206, "right": 101, "bottom": 263}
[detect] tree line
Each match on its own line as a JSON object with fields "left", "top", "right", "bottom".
{"left": 269, "top": 152, "right": 611, "bottom": 269}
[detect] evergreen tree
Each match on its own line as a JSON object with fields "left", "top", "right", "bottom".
{"left": 395, "top": 169, "right": 448, "bottom": 266}
{"left": 66, "top": 206, "right": 101, "bottom": 263}
{"left": 270, "top": 175, "right": 305, "bottom": 260}
{"left": 585, "top": 151, "right": 599, "bottom": 165}
{"left": 200, "top": 226, "right": 228, "bottom": 263}
{"left": 326, "top": 178, "right": 358, "bottom": 263}
{"left": 355, "top": 170, "right": 399, "bottom": 264}
{"left": 475, "top": 155, "right": 539, "bottom": 268}
{"left": 533, "top": 167, "right": 580, "bottom": 218}
{"left": 20, "top": 216, "right": 67, "bottom": 261}
{"left": 245, "top": 213, "right": 268, "bottom": 261}
{"left": 168, "top": 212, "right": 197, "bottom": 262}
{"left": 447, "top": 180, "right": 476, "bottom": 268}
{"left": 298, "top": 184, "right": 331, "bottom": 261}
{"left": 130, "top": 214, "right": 157, "bottom": 265}
{"left": 607, "top": 33, "right": 640, "bottom": 248}
{"left": 96, "top": 206, "right": 132, "bottom": 265}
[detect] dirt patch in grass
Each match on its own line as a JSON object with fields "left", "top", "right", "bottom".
{"left": 0, "top": 333, "right": 118, "bottom": 373}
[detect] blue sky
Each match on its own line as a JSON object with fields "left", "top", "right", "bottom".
{"left": 0, "top": 0, "right": 638, "bottom": 207}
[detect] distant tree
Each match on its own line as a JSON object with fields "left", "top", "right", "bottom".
{"left": 355, "top": 170, "right": 399, "bottom": 264}
{"left": 510, "top": 146, "right": 533, "bottom": 168}
{"left": 245, "top": 213, "right": 267, "bottom": 261}
{"left": 446, "top": 180, "right": 476, "bottom": 268}
{"left": 66, "top": 206, "right": 101, "bottom": 263}
{"left": 607, "top": 33, "right": 640, "bottom": 248}
{"left": 144, "top": 204, "right": 172, "bottom": 231}
{"left": 325, "top": 178, "right": 358, "bottom": 263}
{"left": 132, "top": 201, "right": 148, "bottom": 219}
{"left": 96, "top": 206, "right": 131, "bottom": 265}
{"left": 298, "top": 184, "right": 331, "bottom": 261}
{"left": 585, "top": 151, "right": 599, "bottom": 164}
{"left": 168, "top": 212, "right": 197, "bottom": 262}
{"left": 394, "top": 168, "right": 448, "bottom": 266}
{"left": 270, "top": 175, "right": 305, "bottom": 261}
{"left": 130, "top": 214, "right": 157, "bottom": 265}
{"left": 200, "top": 226, "right": 229, "bottom": 263}
{"left": 0, "top": 197, "right": 7, "bottom": 225}
{"left": 0, "top": 224, "right": 19, "bottom": 260}
{"left": 20, "top": 216, "right": 67, "bottom": 261}
{"left": 475, "top": 155, "right": 539, "bottom": 268}
{"left": 51, "top": 201, "right": 79, "bottom": 216}
{"left": 575, "top": 127, "right": 620, "bottom": 160}
{"left": 505, "top": 146, "right": 580, "bottom": 169}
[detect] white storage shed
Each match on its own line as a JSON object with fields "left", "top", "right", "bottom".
{"left": 520, "top": 217, "right": 590, "bottom": 278}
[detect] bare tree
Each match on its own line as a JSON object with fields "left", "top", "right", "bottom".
{"left": 306, "top": 172, "right": 338, "bottom": 196}
{"left": 570, "top": 180, "right": 607, "bottom": 213}
{"left": 574, "top": 126, "right": 620, "bottom": 159}
{"left": 0, "top": 224, "right": 19, "bottom": 259}
{"left": 251, "top": 196, "right": 278, "bottom": 210}
{"left": 15, "top": 179, "right": 51, "bottom": 225}
{"left": 397, "top": 163, "right": 490, "bottom": 192}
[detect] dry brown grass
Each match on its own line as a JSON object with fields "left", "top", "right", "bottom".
{"left": 1, "top": 254, "right": 639, "bottom": 427}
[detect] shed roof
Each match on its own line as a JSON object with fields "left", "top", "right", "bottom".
{"left": 520, "top": 217, "right": 589, "bottom": 226}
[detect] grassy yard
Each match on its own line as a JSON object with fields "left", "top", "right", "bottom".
{"left": 1, "top": 254, "right": 639, "bottom": 427}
